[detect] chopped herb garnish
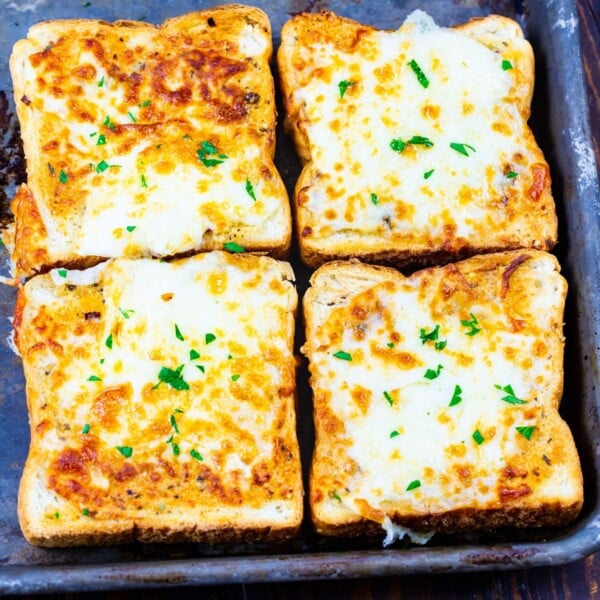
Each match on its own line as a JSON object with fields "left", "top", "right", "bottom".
{"left": 88, "top": 375, "right": 102, "bottom": 382}
{"left": 460, "top": 313, "right": 481, "bottom": 336}
{"left": 156, "top": 365, "right": 189, "bottom": 391}
{"left": 58, "top": 268, "right": 67, "bottom": 278}
{"left": 128, "top": 111, "right": 137, "bottom": 123}
{"left": 338, "top": 79, "right": 356, "bottom": 98}
{"left": 390, "top": 135, "right": 434, "bottom": 154}
{"left": 105, "top": 333, "right": 113, "bottom": 349}
{"left": 174, "top": 324, "right": 184, "bottom": 341}
{"left": 383, "top": 391, "right": 393, "bottom": 406}
{"left": 54, "top": 512, "right": 60, "bottom": 519}
{"left": 507, "top": 171, "right": 518, "bottom": 179}
{"left": 450, "top": 142, "right": 476, "bottom": 157}
{"left": 189, "top": 349, "right": 200, "bottom": 360}
{"left": 333, "top": 350, "right": 352, "bottom": 361}
{"left": 223, "top": 241, "right": 245, "bottom": 253}
{"left": 424, "top": 169, "right": 435, "bottom": 180}
{"left": 82, "top": 507, "right": 90, "bottom": 516}
{"left": 502, "top": 59, "right": 513, "bottom": 71}
{"left": 171, "top": 442, "right": 180, "bottom": 455}
{"left": 408, "top": 59, "right": 430, "bottom": 88}
{"left": 331, "top": 491, "right": 342, "bottom": 502}
{"left": 96, "top": 134, "right": 107, "bottom": 146}
{"left": 516, "top": 425, "right": 536, "bottom": 440}
{"left": 370, "top": 192, "right": 379, "bottom": 205}
{"left": 59, "top": 170, "right": 68, "bottom": 184}
{"left": 495, "top": 384, "right": 527, "bottom": 405}
{"left": 424, "top": 364, "right": 443, "bottom": 380}
{"left": 119, "top": 308, "right": 135, "bottom": 319}
{"left": 190, "top": 449, "right": 203, "bottom": 461}
{"left": 449, "top": 384, "right": 463, "bottom": 407}
{"left": 170, "top": 413, "right": 180, "bottom": 434}
{"left": 139, "top": 100, "right": 151, "bottom": 107}
{"left": 196, "top": 365, "right": 205, "bottom": 373}
{"left": 205, "top": 333, "right": 216, "bottom": 344}
{"left": 82, "top": 423, "right": 91, "bottom": 434}
{"left": 231, "top": 374, "right": 240, "bottom": 382}
{"left": 96, "top": 160, "right": 109, "bottom": 173}
{"left": 387, "top": 342, "right": 395, "bottom": 348}
{"left": 196, "top": 140, "right": 227, "bottom": 167}
{"left": 103, "top": 115, "right": 115, "bottom": 130}
{"left": 472, "top": 429, "right": 484, "bottom": 445}
{"left": 406, "top": 479, "right": 421, "bottom": 491}
{"left": 420, "top": 324, "right": 440, "bottom": 344}
{"left": 390, "top": 430, "right": 400, "bottom": 438}
{"left": 245, "top": 179, "right": 256, "bottom": 201}
{"left": 116, "top": 446, "right": 133, "bottom": 458}
{"left": 99, "top": 358, "right": 105, "bottom": 364}
{"left": 141, "top": 174, "right": 148, "bottom": 188}
{"left": 126, "top": 225, "right": 136, "bottom": 232}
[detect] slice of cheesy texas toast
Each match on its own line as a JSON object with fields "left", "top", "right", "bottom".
{"left": 10, "top": 5, "right": 290, "bottom": 278}
{"left": 302, "top": 251, "right": 582, "bottom": 541}
{"left": 14, "top": 251, "right": 302, "bottom": 546}
{"left": 278, "top": 11, "right": 557, "bottom": 268}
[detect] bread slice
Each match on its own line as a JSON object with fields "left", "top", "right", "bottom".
{"left": 302, "top": 251, "right": 582, "bottom": 542}
{"left": 278, "top": 11, "right": 557, "bottom": 268}
{"left": 14, "top": 251, "right": 302, "bottom": 546}
{"left": 10, "top": 5, "right": 290, "bottom": 278}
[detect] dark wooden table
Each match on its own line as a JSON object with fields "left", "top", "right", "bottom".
{"left": 10, "top": 1, "right": 599, "bottom": 599}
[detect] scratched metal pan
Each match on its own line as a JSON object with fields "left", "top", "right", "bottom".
{"left": 0, "top": 0, "right": 599, "bottom": 594}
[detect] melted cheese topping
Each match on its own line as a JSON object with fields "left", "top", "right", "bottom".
{"left": 11, "top": 9, "right": 289, "bottom": 273}
{"left": 306, "top": 252, "right": 579, "bottom": 532}
{"left": 17, "top": 252, "right": 301, "bottom": 528}
{"left": 284, "top": 11, "right": 554, "bottom": 259}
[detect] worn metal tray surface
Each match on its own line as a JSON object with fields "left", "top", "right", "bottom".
{"left": 0, "top": 0, "right": 599, "bottom": 594}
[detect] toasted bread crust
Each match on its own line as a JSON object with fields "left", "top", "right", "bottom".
{"left": 303, "top": 251, "right": 582, "bottom": 538}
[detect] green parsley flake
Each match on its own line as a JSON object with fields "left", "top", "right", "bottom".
{"left": 223, "top": 241, "right": 245, "bottom": 253}
{"left": 119, "top": 308, "right": 135, "bottom": 319}
{"left": 189, "top": 349, "right": 200, "bottom": 360}
{"left": 461, "top": 313, "right": 481, "bottom": 336}
{"left": 406, "top": 479, "right": 421, "bottom": 491}
{"left": 390, "top": 135, "right": 434, "bottom": 154}
{"left": 338, "top": 79, "right": 356, "bottom": 98}
{"left": 96, "top": 134, "right": 107, "bottom": 146}
{"left": 171, "top": 442, "right": 180, "bottom": 455}
{"left": 82, "top": 507, "right": 90, "bottom": 516}
{"left": 96, "top": 160, "right": 109, "bottom": 173}
{"left": 141, "top": 174, "right": 148, "bottom": 188}
{"left": 331, "top": 491, "right": 342, "bottom": 502}
{"left": 197, "top": 140, "right": 228, "bottom": 167}
{"left": 333, "top": 350, "right": 352, "bottom": 361}
{"left": 390, "top": 430, "right": 400, "bottom": 439}
{"left": 245, "top": 179, "right": 257, "bottom": 201}
{"left": 105, "top": 333, "right": 113, "bottom": 349}
{"left": 88, "top": 375, "right": 102, "bottom": 382}
{"left": 82, "top": 423, "right": 91, "bottom": 434}
{"left": 156, "top": 365, "right": 189, "bottom": 391}
{"left": 139, "top": 100, "right": 151, "bottom": 108}
{"left": 449, "top": 384, "right": 463, "bottom": 407}
{"left": 103, "top": 115, "right": 115, "bottom": 131}
{"left": 190, "top": 449, "right": 203, "bottom": 461}
{"left": 205, "top": 333, "right": 216, "bottom": 344}
{"left": 424, "top": 364, "right": 443, "bottom": 380}
{"left": 407, "top": 59, "right": 429, "bottom": 88}
{"left": 420, "top": 324, "right": 447, "bottom": 350}
{"left": 196, "top": 365, "right": 206, "bottom": 374}
{"left": 170, "top": 413, "right": 180, "bottom": 434}
{"left": 387, "top": 342, "right": 395, "bottom": 348}
{"left": 472, "top": 430, "right": 485, "bottom": 445}
{"left": 502, "top": 59, "right": 513, "bottom": 71}
{"left": 175, "top": 324, "right": 184, "bottom": 341}
{"left": 424, "top": 169, "right": 435, "bottom": 180}
{"left": 450, "top": 142, "right": 476, "bottom": 157}
{"left": 59, "top": 170, "right": 68, "bottom": 184}
{"left": 116, "top": 446, "right": 133, "bottom": 458}
{"left": 507, "top": 171, "right": 518, "bottom": 179}
{"left": 126, "top": 225, "right": 136, "bottom": 232}
{"left": 58, "top": 269, "right": 67, "bottom": 278}
{"left": 495, "top": 384, "right": 527, "bottom": 405}
{"left": 516, "top": 425, "right": 536, "bottom": 440}
{"left": 383, "top": 391, "right": 393, "bottom": 406}
{"left": 54, "top": 512, "right": 60, "bottom": 519}
{"left": 128, "top": 111, "right": 137, "bottom": 123}
{"left": 97, "top": 78, "right": 103, "bottom": 88}
{"left": 231, "top": 374, "right": 241, "bottom": 382}
{"left": 370, "top": 192, "right": 379, "bottom": 206}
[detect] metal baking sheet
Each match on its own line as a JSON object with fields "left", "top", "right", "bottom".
{"left": 1, "top": 0, "right": 599, "bottom": 594}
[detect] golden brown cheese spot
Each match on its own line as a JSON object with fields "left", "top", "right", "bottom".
{"left": 528, "top": 163, "right": 549, "bottom": 202}
{"left": 394, "top": 200, "right": 416, "bottom": 221}
{"left": 446, "top": 443, "right": 467, "bottom": 458}
{"left": 354, "top": 498, "right": 386, "bottom": 524}
{"left": 207, "top": 272, "right": 228, "bottom": 295}
{"left": 91, "top": 384, "right": 133, "bottom": 432}
{"left": 492, "top": 121, "right": 512, "bottom": 136}
{"left": 350, "top": 384, "right": 372, "bottom": 416}
{"left": 462, "top": 101, "right": 475, "bottom": 115}
{"left": 421, "top": 103, "right": 441, "bottom": 120}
